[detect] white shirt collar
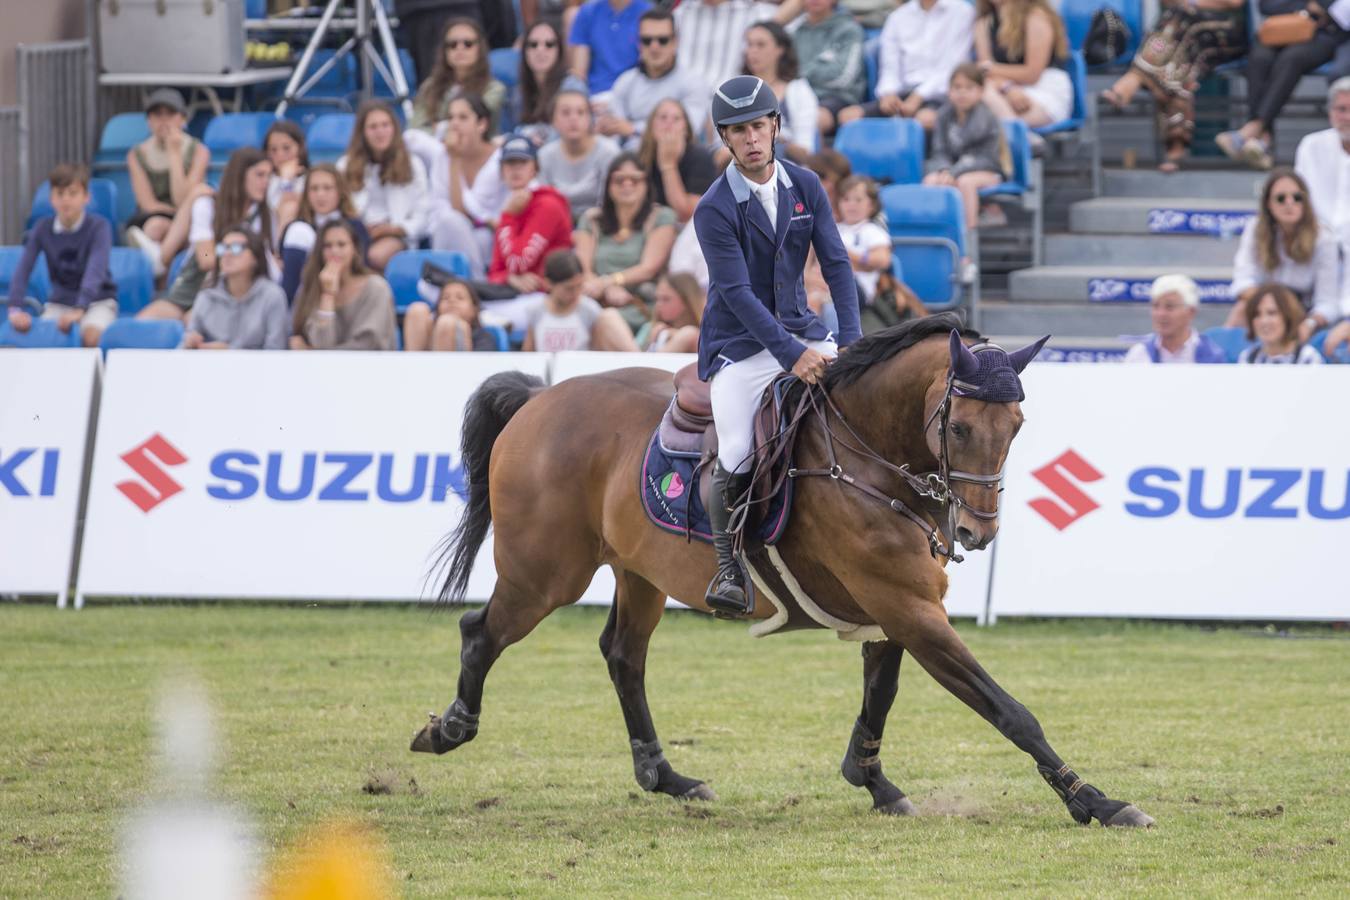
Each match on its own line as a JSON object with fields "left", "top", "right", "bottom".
{"left": 726, "top": 160, "right": 794, "bottom": 204}
{"left": 52, "top": 212, "right": 86, "bottom": 234}
{"left": 1156, "top": 329, "right": 1199, "bottom": 362}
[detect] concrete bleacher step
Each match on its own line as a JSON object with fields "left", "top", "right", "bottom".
{"left": 1009, "top": 265, "right": 1233, "bottom": 303}
{"left": 1101, "top": 168, "right": 1264, "bottom": 201}
{"left": 980, "top": 301, "right": 1231, "bottom": 339}
{"left": 1044, "top": 233, "right": 1238, "bottom": 267}
{"left": 1068, "top": 196, "right": 1255, "bottom": 235}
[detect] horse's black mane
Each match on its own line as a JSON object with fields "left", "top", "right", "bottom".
{"left": 823, "top": 312, "right": 982, "bottom": 389}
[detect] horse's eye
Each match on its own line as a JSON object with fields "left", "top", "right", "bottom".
{"left": 950, "top": 422, "right": 969, "bottom": 440}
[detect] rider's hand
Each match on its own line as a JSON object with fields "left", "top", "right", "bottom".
{"left": 791, "top": 347, "right": 830, "bottom": 385}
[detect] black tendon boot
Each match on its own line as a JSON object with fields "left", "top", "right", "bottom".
{"left": 705, "top": 463, "right": 753, "bottom": 615}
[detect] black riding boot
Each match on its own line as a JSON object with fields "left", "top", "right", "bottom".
{"left": 705, "top": 462, "right": 753, "bottom": 615}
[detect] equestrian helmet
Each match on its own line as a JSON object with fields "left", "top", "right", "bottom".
{"left": 711, "top": 75, "right": 780, "bottom": 128}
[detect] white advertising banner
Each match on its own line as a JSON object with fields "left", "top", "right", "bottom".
{"left": 992, "top": 365, "right": 1350, "bottom": 621}
{"left": 0, "top": 349, "right": 100, "bottom": 605}
{"left": 77, "top": 351, "right": 549, "bottom": 604}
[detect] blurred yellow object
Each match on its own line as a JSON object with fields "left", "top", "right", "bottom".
{"left": 263, "top": 821, "right": 393, "bottom": 900}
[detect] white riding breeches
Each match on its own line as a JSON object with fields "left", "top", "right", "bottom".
{"left": 709, "top": 337, "right": 837, "bottom": 474}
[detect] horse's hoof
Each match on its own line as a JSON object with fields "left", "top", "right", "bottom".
{"left": 410, "top": 714, "right": 447, "bottom": 754}
{"left": 875, "top": 796, "right": 918, "bottom": 816}
{"left": 1104, "top": 804, "right": 1155, "bottom": 828}
{"left": 681, "top": 782, "right": 717, "bottom": 802}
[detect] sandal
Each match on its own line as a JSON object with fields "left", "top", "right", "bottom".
{"left": 1214, "top": 131, "right": 1245, "bottom": 161}
{"left": 1099, "top": 88, "right": 1127, "bottom": 110}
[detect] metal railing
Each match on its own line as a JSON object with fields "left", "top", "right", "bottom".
{"left": 0, "top": 107, "right": 21, "bottom": 244}
{"left": 16, "top": 39, "right": 96, "bottom": 223}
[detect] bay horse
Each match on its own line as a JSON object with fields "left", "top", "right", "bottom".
{"left": 411, "top": 314, "right": 1154, "bottom": 828}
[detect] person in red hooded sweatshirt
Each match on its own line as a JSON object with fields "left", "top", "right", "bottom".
{"left": 481, "top": 135, "right": 574, "bottom": 297}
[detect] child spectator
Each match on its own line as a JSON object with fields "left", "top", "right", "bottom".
{"left": 639, "top": 98, "right": 718, "bottom": 223}
{"left": 837, "top": 0, "right": 975, "bottom": 132}
{"left": 923, "top": 63, "right": 1009, "bottom": 230}
{"left": 509, "top": 20, "right": 588, "bottom": 140}
{"left": 807, "top": 148, "right": 852, "bottom": 209}
{"left": 402, "top": 276, "right": 500, "bottom": 351}
{"left": 6, "top": 164, "right": 118, "bottom": 347}
{"left": 264, "top": 120, "right": 309, "bottom": 233}
{"left": 833, "top": 175, "right": 893, "bottom": 308}
{"left": 1238, "top": 283, "right": 1325, "bottom": 364}
{"left": 139, "top": 147, "right": 274, "bottom": 321}
{"left": 338, "top": 101, "right": 431, "bottom": 272}
{"left": 574, "top": 152, "right": 679, "bottom": 331}
{"left": 637, "top": 272, "right": 704, "bottom": 352}
{"left": 428, "top": 93, "right": 505, "bottom": 279}
{"left": 1224, "top": 169, "right": 1339, "bottom": 336}
{"left": 279, "top": 163, "right": 370, "bottom": 304}
{"left": 1123, "top": 274, "right": 1228, "bottom": 363}
{"left": 604, "top": 9, "right": 710, "bottom": 146}
{"left": 537, "top": 89, "right": 622, "bottom": 218}
{"left": 793, "top": 0, "right": 865, "bottom": 137}
{"left": 182, "top": 228, "right": 289, "bottom": 350}
{"left": 289, "top": 219, "right": 397, "bottom": 351}
{"left": 124, "top": 89, "right": 211, "bottom": 278}
{"left": 485, "top": 136, "right": 575, "bottom": 295}
{"left": 741, "top": 21, "right": 819, "bottom": 161}
{"left": 410, "top": 18, "right": 506, "bottom": 132}
{"left": 569, "top": 0, "right": 652, "bottom": 95}
{"left": 974, "top": 0, "right": 1074, "bottom": 129}
{"left": 521, "top": 249, "right": 640, "bottom": 351}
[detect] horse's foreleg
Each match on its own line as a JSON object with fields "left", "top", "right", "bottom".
{"left": 885, "top": 602, "right": 1154, "bottom": 827}
{"left": 841, "top": 640, "right": 917, "bottom": 815}
{"left": 601, "top": 571, "right": 716, "bottom": 801}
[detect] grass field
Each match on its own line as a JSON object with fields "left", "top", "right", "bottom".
{"left": 1, "top": 602, "right": 1347, "bottom": 897}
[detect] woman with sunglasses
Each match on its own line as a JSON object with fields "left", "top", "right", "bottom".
{"left": 508, "top": 20, "right": 586, "bottom": 141}
{"left": 1224, "top": 168, "right": 1338, "bottom": 337}
{"left": 410, "top": 18, "right": 505, "bottom": 133}
{"left": 182, "top": 228, "right": 288, "bottom": 350}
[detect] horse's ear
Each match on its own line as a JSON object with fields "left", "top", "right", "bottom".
{"left": 949, "top": 329, "right": 979, "bottom": 379}
{"left": 1008, "top": 335, "right": 1051, "bottom": 373}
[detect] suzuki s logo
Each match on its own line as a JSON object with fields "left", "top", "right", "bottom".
{"left": 1028, "top": 450, "right": 1104, "bottom": 530}
{"left": 116, "top": 434, "right": 187, "bottom": 513}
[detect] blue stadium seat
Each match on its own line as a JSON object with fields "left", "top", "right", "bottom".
{"left": 1201, "top": 326, "right": 1256, "bottom": 363}
{"left": 245, "top": 0, "right": 267, "bottom": 17}
{"left": 306, "top": 113, "right": 356, "bottom": 164}
{"left": 880, "top": 184, "right": 966, "bottom": 309}
{"left": 834, "top": 118, "right": 924, "bottom": 184}
{"left": 863, "top": 40, "right": 879, "bottom": 104}
{"left": 25, "top": 180, "right": 121, "bottom": 231}
{"left": 0, "top": 318, "right": 81, "bottom": 348}
{"left": 167, "top": 248, "right": 191, "bottom": 287}
{"left": 1062, "top": 0, "right": 1142, "bottom": 65}
{"left": 100, "top": 318, "right": 185, "bottom": 353}
{"left": 979, "top": 120, "right": 1044, "bottom": 264}
{"left": 1035, "top": 52, "right": 1088, "bottom": 136}
{"left": 489, "top": 48, "right": 521, "bottom": 91}
{"left": 482, "top": 323, "right": 509, "bottom": 352}
{"left": 373, "top": 49, "right": 417, "bottom": 99}
{"left": 0, "top": 247, "right": 51, "bottom": 303}
{"left": 203, "top": 112, "right": 276, "bottom": 166}
{"left": 108, "top": 248, "right": 154, "bottom": 316}
{"left": 96, "top": 112, "right": 151, "bottom": 166}
{"left": 1307, "top": 328, "right": 1346, "bottom": 362}
{"left": 384, "top": 250, "right": 472, "bottom": 312}
{"left": 104, "top": 168, "right": 138, "bottom": 228}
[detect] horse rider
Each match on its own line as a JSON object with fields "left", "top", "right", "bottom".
{"left": 694, "top": 74, "right": 862, "bottom": 615}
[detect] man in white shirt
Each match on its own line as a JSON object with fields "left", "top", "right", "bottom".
{"left": 604, "top": 8, "right": 711, "bottom": 146}
{"left": 836, "top": 0, "right": 974, "bottom": 131}
{"left": 1294, "top": 77, "right": 1350, "bottom": 251}
{"left": 1123, "top": 275, "right": 1228, "bottom": 364}
{"left": 673, "top": 0, "right": 790, "bottom": 90}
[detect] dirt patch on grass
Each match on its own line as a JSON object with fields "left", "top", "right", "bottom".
{"left": 920, "top": 790, "right": 990, "bottom": 819}
{"left": 1231, "top": 804, "right": 1284, "bottom": 819}
{"left": 474, "top": 796, "right": 501, "bottom": 810}
{"left": 12, "top": 834, "right": 61, "bottom": 852}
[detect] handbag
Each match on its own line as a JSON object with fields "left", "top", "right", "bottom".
{"left": 1084, "top": 8, "right": 1133, "bottom": 67}
{"left": 1257, "top": 11, "right": 1318, "bottom": 47}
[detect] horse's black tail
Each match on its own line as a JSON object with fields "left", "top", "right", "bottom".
{"left": 433, "top": 370, "right": 546, "bottom": 605}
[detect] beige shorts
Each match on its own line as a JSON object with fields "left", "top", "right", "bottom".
{"left": 42, "top": 298, "right": 118, "bottom": 332}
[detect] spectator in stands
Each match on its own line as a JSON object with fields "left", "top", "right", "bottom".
{"left": 395, "top": 0, "right": 487, "bottom": 82}
{"left": 182, "top": 228, "right": 289, "bottom": 350}
{"left": 124, "top": 89, "right": 210, "bottom": 279}
{"left": 923, "top": 63, "right": 1009, "bottom": 230}
{"left": 402, "top": 276, "right": 500, "bottom": 351}
{"left": 509, "top": 20, "right": 587, "bottom": 140}
{"left": 640, "top": 98, "right": 720, "bottom": 224}
{"left": 1101, "top": 0, "right": 1247, "bottom": 172}
{"left": 1237, "top": 283, "right": 1326, "bottom": 363}
{"left": 264, "top": 120, "right": 309, "bottom": 233}
{"left": 574, "top": 152, "right": 680, "bottom": 331}
{"left": 410, "top": 18, "right": 506, "bottom": 132}
{"left": 1123, "top": 274, "right": 1227, "bottom": 363}
{"left": 1216, "top": 10, "right": 1349, "bottom": 171}
{"left": 974, "top": 0, "right": 1074, "bottom": 130}
{"left": 484, "top": 136, "right": 575, "bottom": 295}
{"left": 289, "top": 219, "right": 397, "bottom": 351}
{"left": 521, "top": 248, "right": 640, "bottom": 350}
{"left": 1295, "top": 77, "right": 1350, "bottom": 249}
{"left": 140, "top": 147, "right": 274, "bottom": 322}
{"left": 538, "top": 89, "right": 622, "bottom": 217}
{"left": 837, "top": 0, "right": 974, "bottom": 133}
{"left": 737, "top": 21, "right": 819, "bottom": 162}
{"left": 843, "top": 0, "right": 895, "bottom": 30}
{"left": 6, "top": 164, "right": 117, "bottom": 347}
{"left": 569, "top": 0, "right": 652, "bottom": 95}
{"left": 428, "top": 93, "right": 506, "bottom": 279}
{"left": 339, "top": 101, "right": 431, "bottom": 272}
{"left": 280, "top": 164, "right": 370, "bottom": 304}
{"left": 604, "top": 9, "right": 710, "bottom": 146}
{"left": 793, "top": 0, "right": 865, "bottom": 137}
{"left": 637, "top": 272, "right": 705, "bottom": 351}
{"left": 1224, "top": 169, "right": 1339, "bottom": 335}
{"left": 833, "top": 174, "right": 893, "bottom": 308}
{"left": 807, "top": 148, "right": 852, "bottom": 209}
{"left": 673, "top": 0, "right": 789, "bottom": 89}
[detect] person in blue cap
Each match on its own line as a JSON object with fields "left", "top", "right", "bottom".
{"left": 695, "top": 74, "right": 862, "bottom": 616}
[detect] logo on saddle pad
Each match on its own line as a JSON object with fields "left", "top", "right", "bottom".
{"left": 659, "top": 471, "right": 685, "bottom": 500}
{"left": 1028, "top": 449, "right": 1103, "bottom": 531}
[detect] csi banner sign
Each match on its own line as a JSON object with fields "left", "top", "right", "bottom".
{"left": 993, "top": 366, "right": 1350, "bottom": 621}
{"left": 0, "top": 350, "right": 100, "bottom": 605}
{"left": 77, "top": 351, "right": 549, "bottom": 604}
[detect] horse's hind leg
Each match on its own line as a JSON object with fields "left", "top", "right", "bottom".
{"left": 840, "top": 640, "right": 917, "bottom": 815}
{"left": 600, "top": 570, "right": 715, "bottom": 801}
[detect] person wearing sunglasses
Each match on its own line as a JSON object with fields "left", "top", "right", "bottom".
{"left": 182, "top": 228, "right": 289, "bottom": 350}
{"left": 569, "top": 0, "right": 652, "bottom": 95}
{"left": 410, "top": 18, "right": 506, "bottom": 133}
{"left": 604, "top": 8, "right": 710, "bottom": 147}
{"left": 1224, "top": 168, "right": 1339, "bottom": 338}
{"left": 507, "top": 20, "right": 588, "bottom": 141}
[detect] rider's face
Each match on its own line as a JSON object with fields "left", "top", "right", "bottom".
{"left": 722, "top": 115, "right": 777, "bottom": 179}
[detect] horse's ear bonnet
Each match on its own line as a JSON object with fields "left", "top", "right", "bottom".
{"left": 947, "top": 330, "right": 1050, "bottom": 402}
